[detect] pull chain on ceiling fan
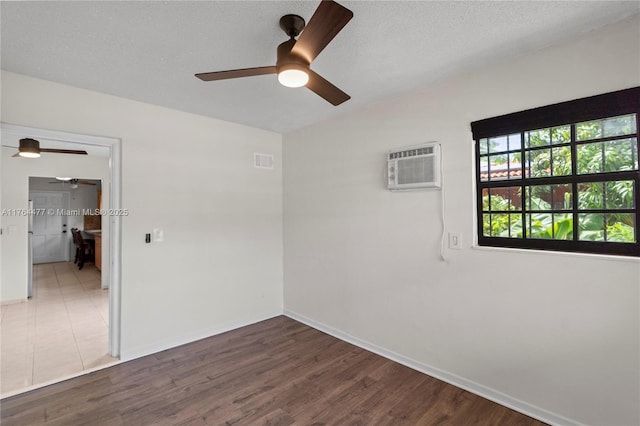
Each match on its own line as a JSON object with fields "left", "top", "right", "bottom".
{"left": 195, "top": 0, "right": 353, "bottom": 106}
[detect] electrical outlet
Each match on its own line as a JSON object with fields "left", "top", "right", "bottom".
{"left": 448, "top": 232, "right": 461, "bottom": 249}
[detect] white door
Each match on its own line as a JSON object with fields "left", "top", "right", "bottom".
{"left": 31, "top": 192, "right": 69, "bottom": 264}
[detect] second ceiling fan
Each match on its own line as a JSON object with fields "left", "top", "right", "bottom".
{"left": 49, "top": 178, "right": 97, "bottom": 189}
{"left": 195, "top": 0, "right": 353, "bottom": 106}
{"left": 13, "top": 138, "right": 87, "bottom": 158}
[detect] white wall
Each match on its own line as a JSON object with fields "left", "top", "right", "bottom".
{"left": 283, "top": 16, "right": 640, "bottom": 426}
{"left": 1, "top": 71, "right": 284, "bottom": 360}
{"left": 1, "top": 150, "right": 110, "bottom": 300}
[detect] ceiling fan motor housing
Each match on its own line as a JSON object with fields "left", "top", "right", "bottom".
{"left": 20, "top": 138, "right": 40, "bottom": 153}
{"left": 276, "top": 14, "right": 310, "bottom": 76}
{"left": 276, "top": 37, "right": 310, "bottom": 74}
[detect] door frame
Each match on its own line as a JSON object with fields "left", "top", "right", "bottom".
{"left": 1, "top": 123, "right": 122, "bottom": 357}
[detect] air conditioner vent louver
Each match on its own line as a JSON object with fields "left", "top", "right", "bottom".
{"left": 387, "top": 143, "right": 441, "bottom": 190}
{"left": 388, "top": 146, "right": 434, "bottom": 160}
{"left": 254, "top": 153, "right": 274, "bottom": 169}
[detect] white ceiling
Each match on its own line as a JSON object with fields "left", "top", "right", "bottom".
{"left": 1, "top": 1, "right": 639, "bottom": 135}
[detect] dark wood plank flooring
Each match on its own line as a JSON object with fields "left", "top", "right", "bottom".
{"left": 0, "top": 316, "right": 547, "bottom": 425}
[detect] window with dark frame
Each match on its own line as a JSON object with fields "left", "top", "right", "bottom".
{"left": 471, "top": 87, "right": 640, "bottom": 257}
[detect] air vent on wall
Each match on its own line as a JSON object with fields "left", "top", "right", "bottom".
{"left": 387, "top": 142, "right": 441, "bottom": 190}
{"left": 254, "top": 153, "right": 275, "bottom": 170}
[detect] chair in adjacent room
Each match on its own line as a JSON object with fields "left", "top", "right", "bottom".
{"left": 72, "top": 228, "right": 95, "bottom": 270}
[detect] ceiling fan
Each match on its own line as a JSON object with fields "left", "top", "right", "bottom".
{"left": 13, "top": 138, "right": 88, "bottom": 158}
{"left": 49, "top": 178, "right": 97, "bottom": 189}
{"left": 195, "top": 0, "right": 353, "bottom": 106}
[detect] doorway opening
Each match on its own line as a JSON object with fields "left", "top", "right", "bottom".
{"left": 1, "top": 123, "right": 122, "bottom": 396}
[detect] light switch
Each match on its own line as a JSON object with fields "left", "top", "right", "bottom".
{"left": 153, "top": 228, "right": 164, "bottom": 242}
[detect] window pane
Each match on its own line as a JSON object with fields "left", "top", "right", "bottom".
{"left": 527, "top": 213, "right": 553, "bottom": 239}
{"left": 508, "top": 153, "right": 523, "bottom": 180}
{"left": 488, "top": 213, "right": 523, "bottom": 238}
{"left": 576, "top": 120, "right": 602, "bottom": 141}
{"left": 510, "top": 214, "right": 523, "bottom": 238}
{"left": 505, "top": 187, "right": 522, "bottom": 211}
{"left": 483, "top": 214, "right": 491, "bottom": 236}
{"left": 577, "top": 143, "right": 603, "bottom": 174}
{"left": 603, "top": 114, "right": 637, "bottom": 138}
{"left": 488, "top": 154, "right": 509, "bottom": 180}
{"left": 527, "top": 149, "right": 551, "bottom": 178}
{"left": 527, "top": 185, "right": 552, "bottom": 211}
{"left": 482, "top": 188, "right": 489, "bottom": 211}
{"left": 526, "top": 212, "right": 572, "bottom": 240}
{"left": 524, "top": 151, "right": 531, "bottom": 178}
{"left": 479, "top": 139, "right": 488, "bottom": 155}
{"left": 579, "top": 180, "right": 637, "bottom": 211}
{"left": 551, "top": 146, "right": 572, "bottom": 176}
{"left": 552, "top": 184, "right": 572, "bottom": 210}
{"left": 553, "top": 213, "right": 573, "bottom": 240}
{"left": 479, "top": 156, "right": 489, "bottom": 182}
{"left": 603, "top": 139, "right": 638, "bottom": 172}
{"left": 551, "top": 125, "right": 570, "bottom": 144}
{"left": 577, "top": 114, "right": 638, "bottom": 141}
{"left": 578, "top": 213, "right": 604, "bottom": 241}
{"left": 488, "top": 188, "right": 520, "bottom": 211}
{"left": 490, "top": 213, "right": 509, "bottom": 237}
{"left": 489, "top": 188, "right": 504, "bottom": 211}
{"left": 527, "top": 129, "right": 550, "bottom": 148}
{"left": 578, "top": 139, "right": 638, "bottom": 174}
{"left": 488, "top": 136, "right": 508, "bottom": 153}
{"left": 606, "top": 214, "right": 636, "bottom": 243}
{"left": 508, "top": 133, "right": 522, "bottom": 151}
{"left": 605, "top": 180, "right": 634, "bottom": 209}
{"left": 578, "top": 182, "right": 604, "bottom": 210}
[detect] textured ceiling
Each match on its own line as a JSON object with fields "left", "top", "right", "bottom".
{"left": 2, "top": 1, "right": 639, "bottom": 134}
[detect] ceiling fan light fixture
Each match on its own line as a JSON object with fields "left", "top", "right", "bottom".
{"left": 19, "top": 151, "right": 41, "bottom": 158}
{"left": 56, "top": 177, "right": 73, "bottom": 181}
{"left": 277, "top": 65, "right": 309, "bottom": 88}
{"left": 18, "top": 138, "right": 41, "bottom": 158}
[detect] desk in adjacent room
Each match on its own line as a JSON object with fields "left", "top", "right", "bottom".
{"left": 83, "top": 230, "right": 102, "bottom": 271}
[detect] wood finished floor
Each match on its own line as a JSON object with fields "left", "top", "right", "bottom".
{"left": 0, "top": 316, "right": 547, "bottom": 425}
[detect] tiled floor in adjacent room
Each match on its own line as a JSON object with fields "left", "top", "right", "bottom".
{"left": 0, "top": 262, "right": 117, "bottom": 396}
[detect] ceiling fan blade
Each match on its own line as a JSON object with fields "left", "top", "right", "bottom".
{"left": 195, "top": 66, "right": 277, "bottom": 82}
{"left": 78, "top": 180, "right": 97, "bottom": 185}
{"left": 12, "top": 152, "right": 20, "bottom": 157}
{"left": 306, "top": 69, "right": 350, "bottom": 106}
{"left": 40, "top": 148, "right": 88, "bottom": 155}
{"left": 290, "top": 0, "right": 353, "bottom": 64}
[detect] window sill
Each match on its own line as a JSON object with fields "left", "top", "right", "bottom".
{"left": 471, "top": 243, "right": 640, "bottom": 264}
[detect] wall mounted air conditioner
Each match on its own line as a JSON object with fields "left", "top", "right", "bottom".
{"left": 387, "top": 142, "right": 441, "bottom": 190}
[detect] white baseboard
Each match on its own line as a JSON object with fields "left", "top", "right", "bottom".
{"left": 121, "top": 309, "right": 283, "bottom": 362}
{"left": 1, "top": 298, "right": 28, "bottom": 306}
{"left": 284, "top": 309, "right": 582, "bottom": 426}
